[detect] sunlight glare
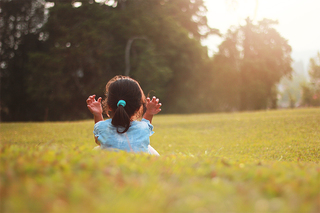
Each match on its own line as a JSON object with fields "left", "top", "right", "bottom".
{"left": 203, "top": 0, "right": 320, "bottom": 61}
{"left": 72, "top": 2, "right": 82, "bottom": 8}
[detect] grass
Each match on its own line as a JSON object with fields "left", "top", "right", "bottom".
{"left": 1, "top": 108, "right": 319, "bottom": 212}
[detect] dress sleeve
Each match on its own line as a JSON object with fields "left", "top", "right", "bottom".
{"left": 93, "top": 121, "right": 102, "bottom": 138}
{"left": 141, "top": 118, "right": 154, "bottom": 136}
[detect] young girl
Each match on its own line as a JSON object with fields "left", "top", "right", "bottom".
{"left": 86, "top": 75, "right": 161, "bottom": 155}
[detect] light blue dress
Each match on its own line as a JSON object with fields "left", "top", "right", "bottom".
{"left": 93, "top": 118, "right": 154, "bottom": 154}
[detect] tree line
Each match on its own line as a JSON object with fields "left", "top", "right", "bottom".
{"left": 1, "top": 0, "right": 295, "bottom": 121}
{"left": 301, "top": 52, "right": 320, "bottom": 107}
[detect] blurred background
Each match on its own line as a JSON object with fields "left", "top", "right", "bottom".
{"left": 1, "top": 0, "right": 319, "bottom": 121}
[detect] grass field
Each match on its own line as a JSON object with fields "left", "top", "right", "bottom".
{"left": 1, "top": 108, "right": 320, "bottom": 212}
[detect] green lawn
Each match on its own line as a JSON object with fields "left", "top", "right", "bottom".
{"left": 1, "top": 108, "right": 319, "bottom": 213}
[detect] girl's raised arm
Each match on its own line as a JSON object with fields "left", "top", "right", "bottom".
{"left": 143, "top": 96, "right": 161, "bottom": 123}
{"left": 86, "top": 95, "right": 104, "bottom": 123}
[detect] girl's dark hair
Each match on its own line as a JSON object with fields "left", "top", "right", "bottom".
{"left": 102, "top": 76, "right": 147, "bottom": 133}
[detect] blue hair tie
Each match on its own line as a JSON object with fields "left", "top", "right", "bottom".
{"left": 117, "top": 100, "right": 126, "bottom": 107}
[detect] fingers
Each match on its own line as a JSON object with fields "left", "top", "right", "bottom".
{"left": 151, "top": 96, "right": 157, "bottom": 103}
{"left": 147, "top": 96, "right": 162, "bottom": 110}
{"left": 86, "top": 96, "right": 91, "bottom": 104}
{"left": 145, "top": 96, "right": 162, "bottom": 115}
{"left": 87, "top": 95, "right": 102, "bottom": 105}
{"left": 154, "top": 96, "right": 161, "bottom": 108}
{"left": 149, "top": 96, "right": 160, "bottom": 104}
{"left": 86, "top": 95, "right": 96, "bottom": 104}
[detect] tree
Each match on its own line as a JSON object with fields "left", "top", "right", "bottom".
{"left": 211, "top": 18, "right": 292, "bottom": 111}
{"left": 21, "top": 0, "right": 217, "bottom": 120}
{"left": 27, "top": 1, "right": 116, "bottom": 120}
{"left": 207, "top": 29, "right": 241, "bottom": 111}
{"left": 0, "top": 0, "right": 46, "bottom": 121}
{"left": 301, "top": 52, "right": 320, "bottom": 106}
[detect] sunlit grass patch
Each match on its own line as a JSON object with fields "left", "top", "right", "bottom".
{"left": 1, "top": 108, "right": 319, "bottom": 212}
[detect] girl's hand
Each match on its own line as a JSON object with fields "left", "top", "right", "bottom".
{"left": 146, "top": 96, "right": 162, "bottom": 115}
{"left": 86, "top": 95, "right": 103, "bottom": 116}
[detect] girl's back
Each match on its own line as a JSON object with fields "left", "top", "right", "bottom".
{"left": 94, "top": 118, "right": 154, "bottom": 153}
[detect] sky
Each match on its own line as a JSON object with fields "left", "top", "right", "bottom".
{"left": 202, "top": 0, "right": 320, "bottom": 71}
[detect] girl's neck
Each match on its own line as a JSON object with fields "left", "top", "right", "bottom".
{"left": 130, "top": 114, "right": 140, "bottom": 121}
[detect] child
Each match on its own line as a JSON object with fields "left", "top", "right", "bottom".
{"left": 86, "top": 75, "right": 161, "bottom": 155}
